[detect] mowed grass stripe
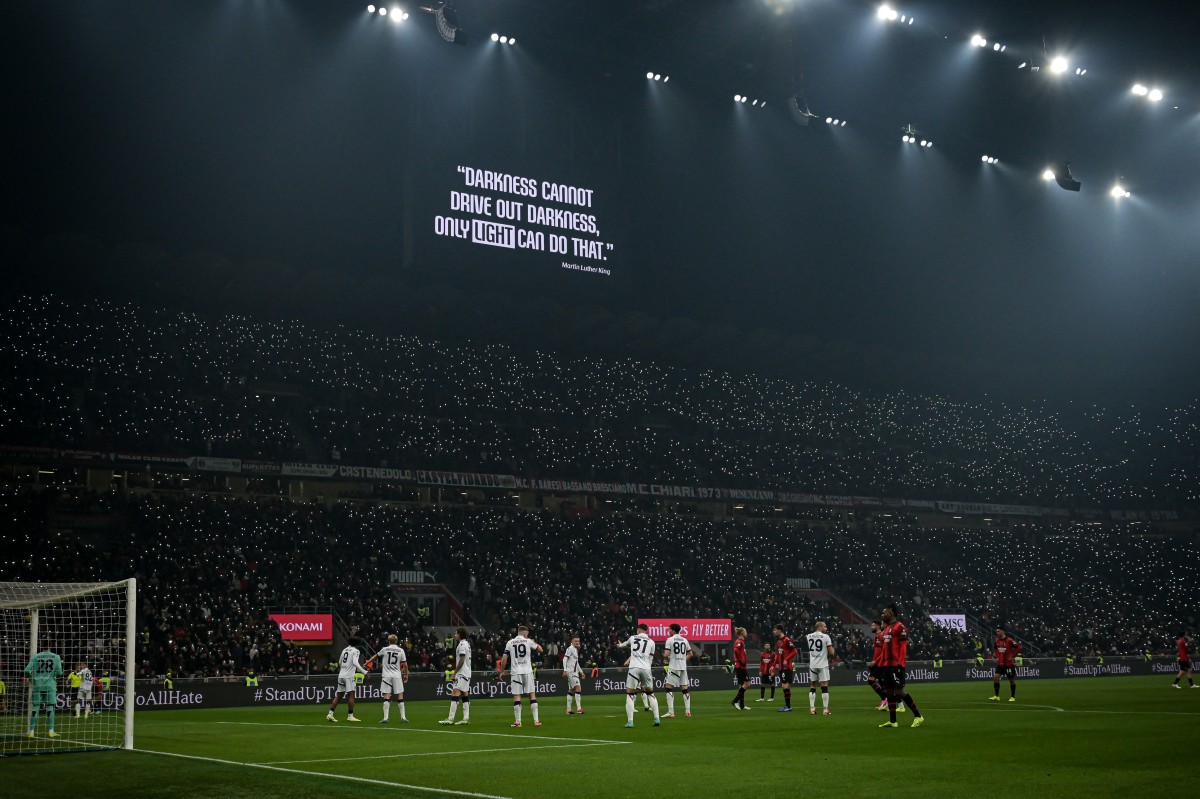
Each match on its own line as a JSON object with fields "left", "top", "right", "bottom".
{"left": 3, "top": 678, "right": 1196, "bottom": 799}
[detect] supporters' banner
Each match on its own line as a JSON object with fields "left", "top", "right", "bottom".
{"left": 111, "top": 452, "right": 194, "bottom": 467}
{"left": 0, "top": 444, "right": 59, "bottom": 462}
{"left": 242, "top": 460, "right": 281, "bottom": 474}
{"left": 936, "top": 501, "right": 1043, "bottom": 517}
{"left": 639, "top": 618, "right": 732, "bottom": 642}
{"left": 1111, "top": 509, "right": 1180, "bottom": 521}
{"left": 268, "top": 613, "right": 334, "bottom": 642}
{"left": 191, "top": 457, "right": 243, "bottom": 473}
{"left": 929, "top": 614, "right": 968, "bottom": 632}
{"left": 281, "top": 462, "right": 339, "bottom": 478}
{"left": 417, "top": 470, "right": 518, "bottom": 489}
{"left": 339, "top": 465, "right": 414, "bottom": 481}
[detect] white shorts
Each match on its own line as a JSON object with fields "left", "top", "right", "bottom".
{"left": 626, "top": 667, "right": 654, "bottom": 691}
{"left": 337, "top": 676, "right": 357, "bottom": 695}
{"left": 510, "top": 673, "right": 535, "bottom": 695}
{"left": 381, "top": 675, "right": 405, "bottom": 695}
{"left": 665, "top": 669, "right": 689, "bottom": 688}
{"left": 451, "top": 674, "right": 471, "bottom": 693}
{"left": 77, "top": 687, "right": 93, "bottom": 699}
{"left": 809, "top": 666, "right": 830, "bottom": 683}
{"left": 566, "top": 672, "right": 581, "bottom": 690}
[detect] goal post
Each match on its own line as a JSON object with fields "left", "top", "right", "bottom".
{"left": 0, "top": 579, "right": 136, "bottom": 756}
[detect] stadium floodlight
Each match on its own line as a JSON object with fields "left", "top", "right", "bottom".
{"left": 1131, "top": 84, "right": 1148, "bottom": 96}
{"left": 368, "top": 4, "right": 376, "bottom": 11}
{"left": 735, "top": 94, "right": 743, "bottom": 102}
{"left": 1148, "top": 88, "right": 1163, "bottom": 102}
{"left": 1110, "top": 184, "right": 1131, "bottom": 198}
{"left": 1075, "top": 67, "right": 1086, "bottom": 76}
{"left": 1042, "top": 168, "right": 1055, "bottom": 181}
{"left": 831, "top": 117, "right": 837, "bottom": 124}
{"left": 902, "top": 134, "right": 911, "bottom": 142}
{"left": 1049, "top": 161, "right": 1081, "bottom": 191}
{"left": 840, "top": 120, "right": 847, "bottom": 126}
{"left": 1050, "top": 56, "right": 1068, "bottom": 74}
{"left": 380, "top": 6, "right": 388, "bottom": 14}
{"left": 826, "top": 116, "right": 833, "bottom": 124}
{"left": 421, "top": 2, "right": 467, "bottom": 45}
{"left": 493, "top": 33, "right": 501, "bottom": 41}
{"left": 971, "top": 34, "right": 986, "bottom": 47}
{"left": 391, "top": 9, "right": 408, "bottom": 22}
{"left": 654, "top": 74, "right": 662, "bottom": 81}
{"left": 993, "top": 42, "right": 1001, "bottom": 51}
{"left": 877, "top": 4, "right": 899, "bottom": 21}
{"left": 499, "top": 35, "right": 508, "bottom": 43}
{"left": 663, "top": 76, "right": 669, "bottom": 82}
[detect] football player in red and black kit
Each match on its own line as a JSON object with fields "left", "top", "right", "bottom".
{"left": 758, "top": 640, "right": 777, "bottom": 702}
{"left": 867, "top": 619, "right": 890, "bottom": 711}
{"left": 878, "top": 604, "right": 924, "bottom": 728}
{"left": 772, "top": 624, "right": 797, "bottom": 712}
{"left": 730, "top": 627, "right": 750, "bottom": 709}
{"left": 1172, "top": 633, "right": 1195, "bottom": 689}
{"left": 989, "top": 626, "right": 1023, "bottom": 702}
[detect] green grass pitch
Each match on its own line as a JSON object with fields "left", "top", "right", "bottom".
{"left": 4, "top": 677, "right": 1196, "bottom": 798}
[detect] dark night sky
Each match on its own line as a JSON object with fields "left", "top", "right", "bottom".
{"left": 7, "top": 0, "right": 1200, "bottom": 401}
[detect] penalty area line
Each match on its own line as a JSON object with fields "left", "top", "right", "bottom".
{"left": 259, "top": 740, "right": 626, "bottom": 766}
{"left": 136, "top": 748, "right": 515, "bottom": 799}
{"left": 215, "top": 720, "right": 630, "bottom": 745}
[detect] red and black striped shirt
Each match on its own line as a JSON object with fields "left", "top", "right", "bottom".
{"left": 775, "top": 636, "right": 797, "bottom": 671}
{"left": 879, "top": 622, "right": 908, "bottom": 668}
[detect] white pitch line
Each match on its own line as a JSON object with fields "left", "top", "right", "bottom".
{"left": 137, "top": 748, "right": 514, "bottom": 799}
{"left": 214, "top": 720, "right": 630, "bottom": 745}
{"left": 259, "top": 740, "right": 624, "bottom": 766}
{"left": 935, "top": 705, "right": 1200, "bottom": 716}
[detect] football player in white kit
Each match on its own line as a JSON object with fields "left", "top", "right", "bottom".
{"left": 500, "top": 624, "right": 544, "bottom": 727}
{"left": 369, "top": 634, "right": 409, "bottom": 723}
{"left": 562, "top": 635, "right": 585, "bottom": 715}
{"left": 440, "top": 627, "right": 473, "bottom": 726}
{"left": 662, "top": 623, "right": 693, "bottom": 718}
{"left": 806, "top": 620, "right": 835, "bottom": 715}
{"left": 327, "top": 637, "right": 369, "bottom": 722}
{"left": 617, "top": 623, "right": 661, "bottom": 727}
{"left": 74, "top": 662, "right": 94, "bottom": 718}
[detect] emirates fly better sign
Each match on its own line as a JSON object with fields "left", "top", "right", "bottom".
{"left": 268, "top": 613, "right": 334, "bottom": 643}
{"left": 638, "top": 618, "right": 732, "bottom": 641}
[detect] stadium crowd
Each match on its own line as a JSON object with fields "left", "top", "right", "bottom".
{"left": 2, "top": 485, "right": 1194, "bottom": 679}
{"left": 3, "top": 295, "right": 1199, "bottom": 506}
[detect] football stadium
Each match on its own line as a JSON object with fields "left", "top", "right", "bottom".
{"left": 3, "top": 0, "right": 1198, "bottom": 796}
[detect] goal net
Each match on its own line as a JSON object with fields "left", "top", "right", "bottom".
{"left": 0, "top": 580, "right": 135, "bottom": 756}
